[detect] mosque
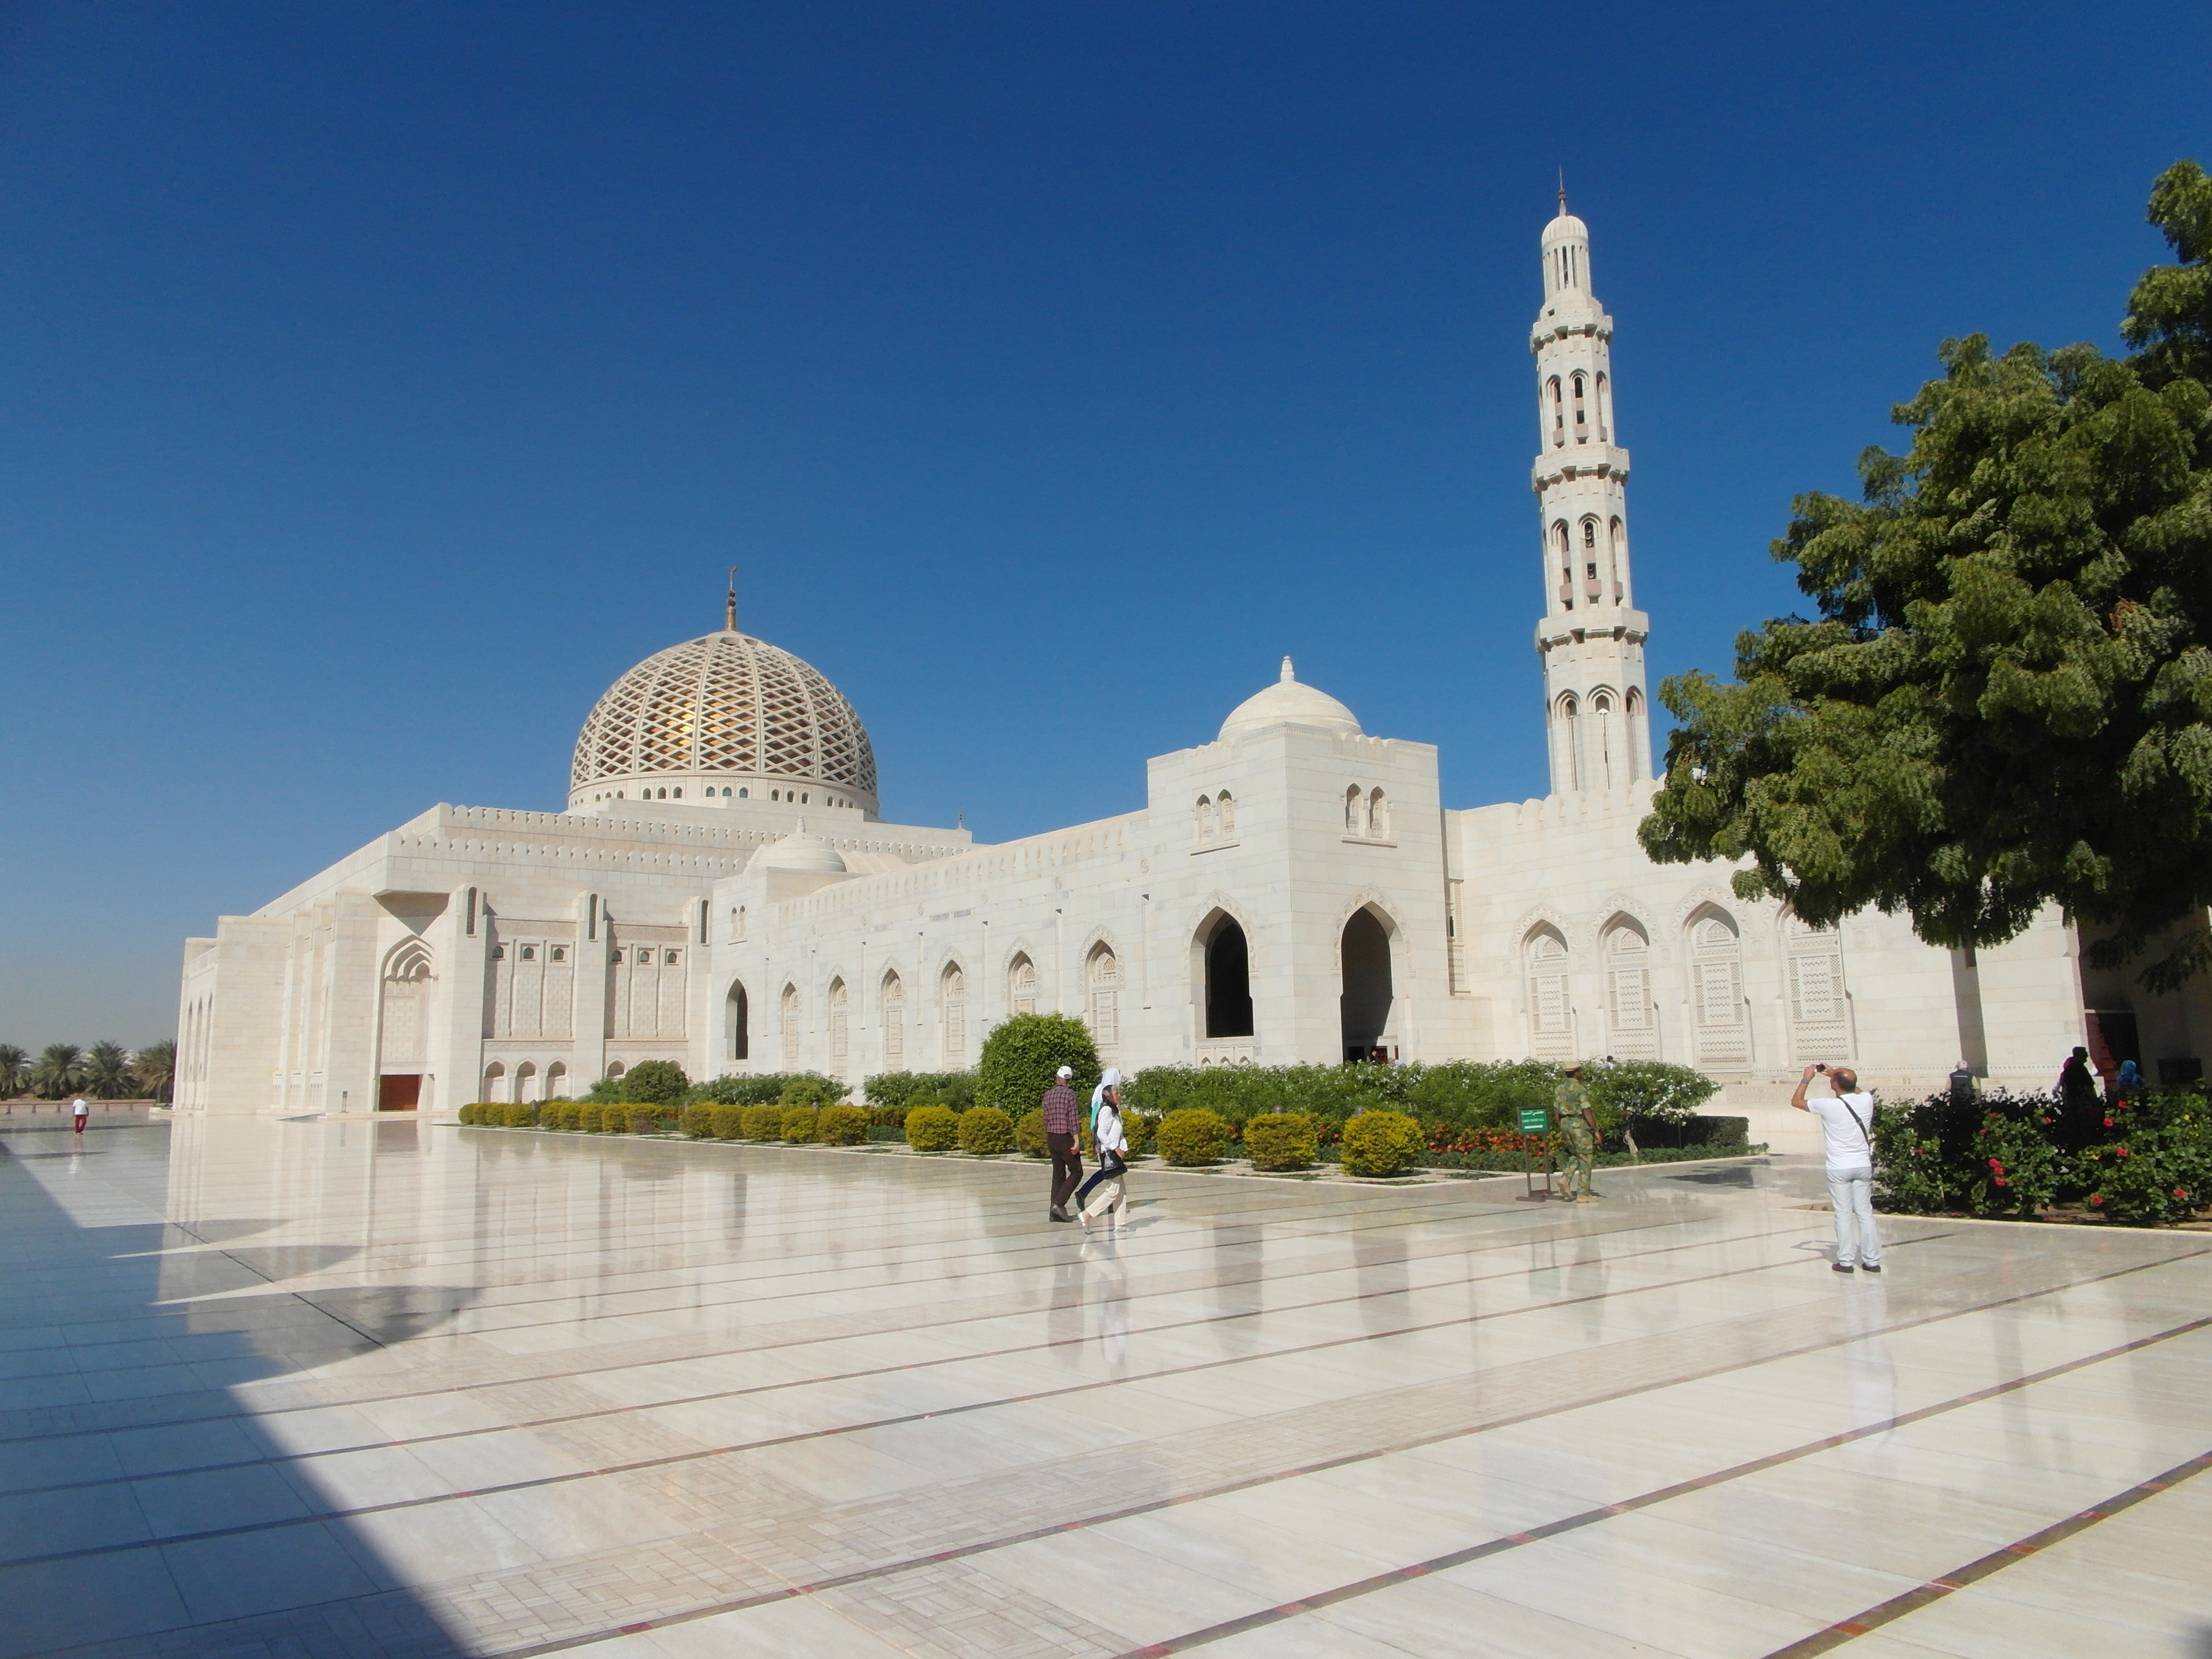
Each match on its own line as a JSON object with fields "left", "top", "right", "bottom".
{"left": 177, "top": 200, "right": 2188, "bottom": 1143}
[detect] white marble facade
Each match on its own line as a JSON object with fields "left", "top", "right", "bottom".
{"left": 178, "top": 202, "right": 2212, "bottom": 1125}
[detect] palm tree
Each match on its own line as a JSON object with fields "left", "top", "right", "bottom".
{"left": 82, "top": 1041, "right": 133, "bottom": 1100}
{"left": 0, "top": 1045, "right": 27, "bottom": 1098}
{"left": 131, "top": 1040, "right": 177, "bottom": 1104}
{"left": 31, "top": 1044, "right": 84, "bottom": 1100}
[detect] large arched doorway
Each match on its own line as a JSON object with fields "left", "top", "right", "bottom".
{"left": 1340, "top": 907, "right": 1394, "bottom": 1061}
{"left": 726, "top": 981, "right": 749, "bottom": 1062}
{"left": 1201, "top": 915, "right": 1253, "bottom": 1038}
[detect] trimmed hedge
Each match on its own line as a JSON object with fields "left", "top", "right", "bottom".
{"left": 817, "top": 1104, "right": 868, "bottom": 1145}
{"left": 1341, "top": 1110, "right": 1424, "bottom": 1177}
{"left": 688, "top": 1071, "right": 846, "bottom": 1106}
{"left": 619, "top": 1061, "right": 689, "bottom": 1106}
{"left": 958, "top": 1106, "right": 1015, "bottom": 1155}
{"left": 1015, "top": 1108, "right": 1049, "bottom": 1158}
{"left": 977, "top": 1014, "right": 1100, "bottom": 1114}
{"left": 624, "top": 1107, "right": 661, "bottom": 1134}
{"left": 906, "top": 1104, "right": 960, "bottom": 1151}
{"left": 1157, "top": 1108, "right": 1229, "bottom": 1166}
{"left": 1243, "top": 1112, "right": 1320, "bottom": 1171}
{"left": 866, "top": 1071, "right": 978, "bottom": 1111}
{"left": 740, "top": 1104, "right": 784, "bottom": 1140}
{"left": 780, "top": 1106, "right": 820, "bottom": 1142}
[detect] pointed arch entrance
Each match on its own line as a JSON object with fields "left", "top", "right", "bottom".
{"left": 1196, "top": 912, "right": 1253, "bottom": 1039}
{"left": 1340, "top": 906, "right": 1394, "bottom": 1062}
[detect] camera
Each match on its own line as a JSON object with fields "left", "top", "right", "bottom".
{"left": 1815, "top": 1064, "right": 1827, "bottom": 1073}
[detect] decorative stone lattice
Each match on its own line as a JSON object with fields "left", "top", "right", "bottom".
{"left": 571, "top": 632, "right": 878, "bottom": 801}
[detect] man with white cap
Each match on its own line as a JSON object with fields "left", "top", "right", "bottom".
{"left": 1041, "top": 1065, "right": 1082, "bottom": 1223}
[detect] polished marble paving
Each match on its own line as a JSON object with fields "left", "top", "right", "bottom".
{"left": 0, "top": 1115, "right": 2206, "bottom": 1658}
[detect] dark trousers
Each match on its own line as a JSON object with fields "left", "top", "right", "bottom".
{"left": 1047, "top": 1132, "right": 1082, "bottom": 1208}
{"left": 1074, "top": 1150, "right": 1126, "bottom": 1206}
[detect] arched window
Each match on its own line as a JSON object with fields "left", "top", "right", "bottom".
{"left": 1603, "top": 920, "right": 1656, "bottom": 1059}
{"left": 1523, "top": 927, "right": 1572, "bottom": 1059}
{"left": 379, "top": 941, "right": 434, "bottom": 1074}
{"left": 1596, "top": 371, "right": 1612, "bottom": 442}
{"left": 1367, "top": 788, "right": 1388, "bottom": 839}
{"left": 941, "top": 963, "right": 967, "bottom": 1060}
{"left": 481, "top": 1062, "right": 507, "bottom": 1103}
{"left": 605, "top": 1060, "right": 625, "bottom": 1080}
{"left": 728, "top": 906, "right": 745, "bottom": 943}
{"left": 1553, "top": 520, "right": 1574, "bottom": 608}
{"left": 828, "top": 978, "right": 850, "bottom": 1063}
{"left": 1572, "top": 373, "right": 1588, "bottom": 442}
{"left": 727, "top": 982, "right": 750, "bottom": 1061}
{"left": 780, "top": 985, "right": 800, "bottom": 1066}
{"left": 1607, "top": 517, "right": 1625, "bottom": 601}
{"left": 739, "top": 787, "right": 748, "bottom": 798}
{"left": 1086, "top": 944, "right": 1120, "bottom": 1056}
{"left": 1549, "top": 376, "right": 1564, "bottom": 446}
{"left": 1216, "top": 791, "right": 1234, "bottom": 834}
{"left": 1199, "top": 914, "right": 1254, "bottom": 1038}
{"left": 880, "top": 970, "right": 905, "bottom": 1067}
{"left": 1556, "top": 693, "right": 1582, "bottom": 791}
{"left": 545, "top": 1061, "right": 567, "bottom": 1098}
{"left": 1784, "top": 916, "right": 1851, "bottom": 1063}
{"left": 516, "top": 1061, "right": 540, "bottom": 1104}
{"left": 1690, "top": 911, "right": 1749, "bottom": 1068}
{"left": 1196, "top": 795, "right": 1217, "bottom": 842}
{"left": 1009, "top": 954, "right": 1038, "bottom": 1019}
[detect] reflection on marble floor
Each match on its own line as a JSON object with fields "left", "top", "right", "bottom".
{"left": 0, "top": 1116, "right": 2206, "bottom": 1659}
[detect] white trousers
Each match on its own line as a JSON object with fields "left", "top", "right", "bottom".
{"left": 1827, "top": 1167, "right": 1881, "bottom": 1267}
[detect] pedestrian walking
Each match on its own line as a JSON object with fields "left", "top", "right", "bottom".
{"left": 1074, "top": 1073, "right": 1129, "bottom": 1224}
{"left": 1042, "top": 1066, "right": 1082, "bottom": 1223}
{"left": 1554, "top": 1063, "right": 1599, "bottom": 1202}
{"left": 71, "top": 1096, "right": 89, "bottom": 1138}
{"left": 2058, "top": 1046, "right": 2100, "bottom": 1126}
{"left": 1793, "top": 1063, "right": 1881, "bottom": 1274}
{"left": 2115, "top": 1058, "right": 2143, "bottom": 1104}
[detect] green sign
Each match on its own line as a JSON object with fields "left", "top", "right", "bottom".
{"left": 1517, "top": 1107, "right": 1549, "bottom": 1132}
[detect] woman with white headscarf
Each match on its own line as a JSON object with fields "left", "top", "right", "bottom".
{"left": 1074, "top": 1068, "right": 1127, "bottom": 1220}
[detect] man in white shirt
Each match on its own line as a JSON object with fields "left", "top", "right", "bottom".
{"left": 1792, "top": 1064, "right": 1882, "bottom": 1274}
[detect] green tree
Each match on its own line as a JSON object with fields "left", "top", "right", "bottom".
{"left": 1640, "top": 162, "right": 2212, "bottom": 987}
{"left": 81, "top": 1042, "right": 133, "bottom": 1099}
{"left": 975, "top": 1013, "right": 1099, "bottom": 1114}
{"left": 31, "top": 1044, "right": 84, "bottom": 1099}
{"left": 617, "top": 1060, "right": 689, "bottom": 1106}
{"left": 130, "top": 1040, "right": 177, "bottom": 1103}
{"left": 0, "top": 1046, "right": 27, "bottom": 1098}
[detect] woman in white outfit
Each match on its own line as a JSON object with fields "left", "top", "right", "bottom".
{"left": 1074, "top": 1080, "right": 1128, "bottom": 1224}
{"left": 1792, "top": 1063, "right": 1882, "bottom": 1273}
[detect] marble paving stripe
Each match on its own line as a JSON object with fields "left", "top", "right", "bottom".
{"left": 469, "top": 1245, "right": 2211, "bottom": 1659}
{"left": 1753, "top": 1449, "right": 2212, "bottom": 1658}
{"left": 1096, "top": 1314, "right": 2212, "bottom": 1658}
{"left": 0, "top": 1197, "right": 1779, "bottom": 1448}
{"left": 0, "top": 1218, "right": 1867, "bottom": 1543}
{"left": 0, "top": 1215, "right": 1841, "bottom": 1501}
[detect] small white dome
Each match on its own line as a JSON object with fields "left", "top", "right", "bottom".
{"left": 749, "top": 820, "right": 848, "bottom": 874}
{"left": 1218, "top": 658, "right": 1362, "bottom": 742}
{"left": 1541, "top": 211, "right": 1589, "bottom": 248}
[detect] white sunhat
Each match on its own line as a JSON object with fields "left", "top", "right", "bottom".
{"left": 1056, "top": 1066, "right": 1073, "bottom": 1079}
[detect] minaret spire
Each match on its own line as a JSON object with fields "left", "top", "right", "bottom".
{"left": 724, "top": 566, "right": 738, "bottom": 633}
{"left": 1528, "top": 194, "right": 1652, "bottom": 795}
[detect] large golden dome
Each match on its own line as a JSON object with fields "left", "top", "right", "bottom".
{"left": 568, "top": 629, "right": 878, "bottom": 814}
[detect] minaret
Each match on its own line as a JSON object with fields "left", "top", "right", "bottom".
{"left": 1530, "top": 188, "right": 1652, "bottom": 793}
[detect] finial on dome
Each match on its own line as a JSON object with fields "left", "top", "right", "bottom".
{"left": 1557, "top": 168, "right": 1567, "bottom": 217}
{"left": 1280, "top": 656, "right": 1296, "bottom": 683}
{"left": 724, "top": 566, "right": 738, "bottom": 633}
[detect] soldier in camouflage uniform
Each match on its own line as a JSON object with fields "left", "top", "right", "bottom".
{"left": 1554, "top": 1063, "right": 1600, "bottom": 1202}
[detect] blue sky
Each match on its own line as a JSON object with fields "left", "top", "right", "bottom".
{"left": 2, "top": 1, "right": 2205, "bottom": 1044}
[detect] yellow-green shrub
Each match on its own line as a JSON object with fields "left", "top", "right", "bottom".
{"left": 625, "top": 1107, "right": 660, "bottom": 1135}
{"left": 959, "top": 1106, "right": 1015, "bottom": 1155}
{"left": 816, "top": 1104, "right": 868, "bottom": 1145}
{"left": 1341, "top": 1109, "right": 1424, "bottom": 1176}
{"left": 548, "top": 1102, "right": 579, "bottom": 1130}
{"left": 457, "top": 1103, "right": 480, "bottom": 1125}
{"left": 780, "top": 1106, "right": 820, "bottom": 1142}
{"left": 1243, "top": 1112, "right": 1320, "bottom": 1170}
{"left": 1157, "top": 1108, "right": 1230, "bottom": 1165}
{"left": 502, "top": 1103, "right": 534, "bottom": 1128}
{"left": 708, "top": 1104, "right": 743, "bottom": 1139}
{"left": 1015, "top": 1108, "right": 1049, "bottom": 1158}
{"left": 740, "top": 1104, "right": 784, "bottom": 1140}
{"left": 906, "top": 1104, "right": 960, "bottom": 1151}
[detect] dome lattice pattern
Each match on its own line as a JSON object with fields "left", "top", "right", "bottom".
{"left": 571, "top": 632, "right": 878, "bottom": 800}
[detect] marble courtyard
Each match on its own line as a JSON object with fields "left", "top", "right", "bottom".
{"left": 2, "top": 1113, "right": 2206, "bottom": 1659}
